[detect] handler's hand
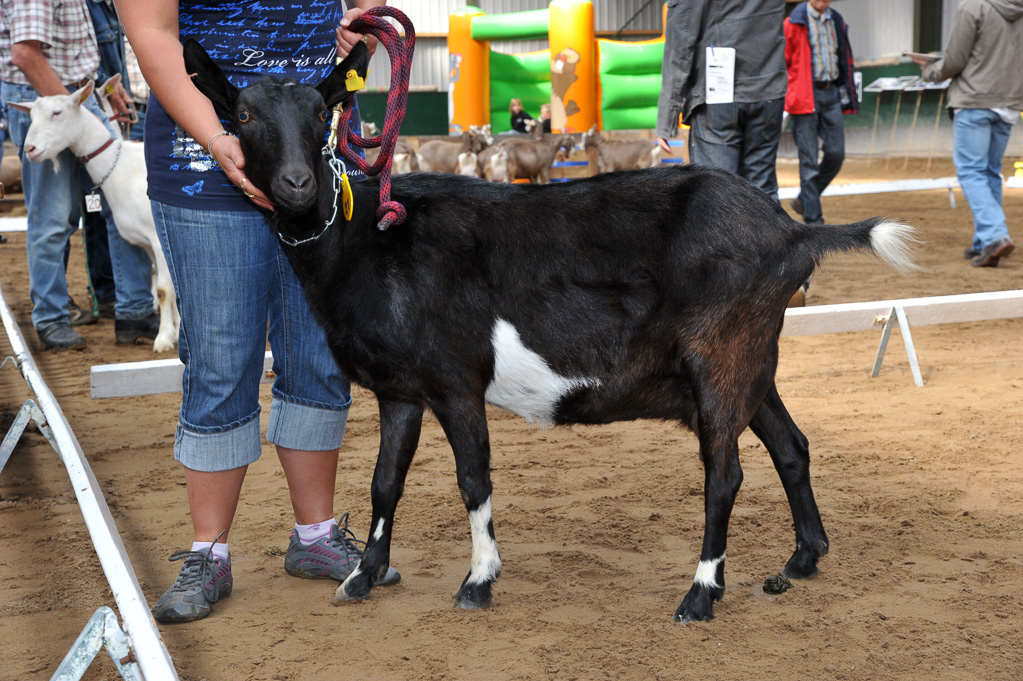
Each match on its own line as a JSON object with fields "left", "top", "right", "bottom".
{"left": 210, "top": 134, "right": 274, "bottom": 211}
{"left": 107, "top": 82, "right": 133, "bottom": 117}
{"left": 657, "top": 137, "right": 673, "bottom": 155}
{"left": 336, "top": 8, "right": 378, "bottom": 59}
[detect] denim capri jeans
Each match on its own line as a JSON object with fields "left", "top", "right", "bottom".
{"left": 152, "top": 201, "right": 352, "bottom": 472}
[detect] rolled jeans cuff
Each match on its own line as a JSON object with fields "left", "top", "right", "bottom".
{"left": 267, "top": 395, "right": 349, "bottom": 451}
{"left": 174, "top": 416, "right": 263, "bottom": 472}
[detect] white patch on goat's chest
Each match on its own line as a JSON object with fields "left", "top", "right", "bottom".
{"left": 484, "top": 318, "right": 600, "bottom": 425}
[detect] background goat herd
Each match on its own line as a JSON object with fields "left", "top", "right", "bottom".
{"left": 375, "top": 122, "right": 664, "bottom": 182}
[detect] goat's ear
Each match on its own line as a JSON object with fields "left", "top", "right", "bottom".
{"left": 7, "top": 100, "right": 33, "bottom": 114}
{"left": 72, "top": 81, "right": 95, "bottom": 107}
{"left": 316, "top": 41, "right": 370, "bottom": 109}
{"left": 183, "top": 38, "right": 239, "bottom": 117}
{"left": 100, "top": 73, "right": 122, "bottom": 97}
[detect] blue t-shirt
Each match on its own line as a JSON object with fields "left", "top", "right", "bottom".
{"left": 144, "top": 0, "right": 363, "bottom": 210}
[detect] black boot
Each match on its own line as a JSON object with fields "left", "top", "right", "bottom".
{"left": 115, "top": 312, "right": 160, "bottom": 344}
{"left": 38, "top": 322, "right": 87, "bottom": 351}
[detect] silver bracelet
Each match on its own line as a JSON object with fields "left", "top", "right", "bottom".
{"left": 207, "top": 130, "right": 233, "bottom": 154}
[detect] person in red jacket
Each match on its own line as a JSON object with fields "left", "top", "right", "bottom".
{"left": 784, "top": 0, "right": 858, "bottom": 224}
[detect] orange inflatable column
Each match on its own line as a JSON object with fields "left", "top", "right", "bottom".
{"left": 548, "top": 0, "right": 595, "bottom": 134}
{"left": 448, "top": 8, "right": 489, "bottom": 135}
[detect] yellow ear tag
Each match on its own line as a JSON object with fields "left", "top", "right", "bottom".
{"left": 341, "top": 171, "right": 354, "bottom": 221}
{"left": 104, "top": 83, "right": 115, "bottom": 96}
{"left": 345, "top": 69, "right": 365, "bottom": 92}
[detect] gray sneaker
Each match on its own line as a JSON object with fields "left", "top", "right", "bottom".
{"left": 284, "top": 513, "right": 400, "bottom": 586}
{"left": 153, "top": 548, "right": 233, "bottom": 623}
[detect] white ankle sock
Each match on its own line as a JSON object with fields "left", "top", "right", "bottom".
{"left": 192, "top": 541, "right": 230, "bottom": 562}
{"left": 294, "top": 518, "right": 336, "bottom": 544}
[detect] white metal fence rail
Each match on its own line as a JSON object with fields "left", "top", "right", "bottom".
{"left": 89, "top": 290, "right": 1023, "bottom": 398}
{"left": 0, "top": 278, "right": 179, "bottom": 681}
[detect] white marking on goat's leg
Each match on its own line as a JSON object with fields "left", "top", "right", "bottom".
{"left": 693, "top": 554, "right": 726, "bottom": 589}
{"left": 466, "top": 497, "right": 501, "bottom": 585}
{"left": 373, "top": 517, "right": 386, "bottom": 541}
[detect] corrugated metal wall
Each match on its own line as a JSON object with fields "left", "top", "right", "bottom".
{"left": 364, "top": 0, "right": 666, "bottom": 92}
{"left": 366, "top": 1, "right": 950, "bottom": 93}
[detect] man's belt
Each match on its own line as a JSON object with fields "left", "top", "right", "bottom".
{"left": 66, "top": 77, "right": 92, "bottom": 90}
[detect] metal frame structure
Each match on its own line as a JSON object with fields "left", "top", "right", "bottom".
{"left": 0, "top": 279, "right": 179, "bottom": 681}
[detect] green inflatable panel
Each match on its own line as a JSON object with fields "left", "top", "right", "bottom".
{"left": 601, "top": 106, "right": 659, "bottom": 131}
{"left": 600, "top": 73, "right": 661, "bottom": 111}
{"left": 599, "top": 40, "right": 664, "bottom": 75}
{"left": 472, "top": 10, "right": 550, "bottom": 41}
{"left": 489, "top": 50, "right": 551, "bottom": 133}
{"left": 598, "top": 40, "right": 664, "bottom": 130}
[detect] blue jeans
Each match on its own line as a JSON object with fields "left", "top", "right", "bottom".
{"left": 953, "top": 108, "right": 1013, "bottom": 251}
{"left": 2, "top": 81, "right": 155, "bottom": 329}
{"left": 688, "top": 97, "right": 785, "bottom": 201}
{"left": 151, "top": 202, "right": 352, "bottom": 472}
{"left": 791, "top": 85, "right": 846, "bottom": 224}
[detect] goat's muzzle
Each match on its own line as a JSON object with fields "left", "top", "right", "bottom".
{"left": 271, "top": 164, "right": 317, "bottom": 212}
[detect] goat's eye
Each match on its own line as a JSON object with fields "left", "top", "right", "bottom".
{"left": 318, "top": 110, "right": 328, "bottom": 123}
{"left": 237, "top": 111, "right": 251, "bottom": 124}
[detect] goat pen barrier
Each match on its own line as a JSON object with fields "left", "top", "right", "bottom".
{"left": 89, "top": 290, "right": 1023, "bottom": 399}
{"left": 0, "top": 278, "right": 179, "bottom": 681}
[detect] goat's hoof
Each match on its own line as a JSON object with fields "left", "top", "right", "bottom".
{"left": 783, "top": 539, "right": 828, "bottom": 580}
{"left": 783, "top": 553, "right": 822, "bottom": 580}
{"left": 375, "top": 565, "right": 402, "bottom": 587}
{"left": 455, "top": 577, "right": 493, "bottom": 610}
{"left": 153, "top": 338, "right": 176, "bottom": 353}
{"left": 333, "top": 570, "right": 372, "bottom": 604}
{"left": 672, "top": 583, "right": 722, "bottom": 624}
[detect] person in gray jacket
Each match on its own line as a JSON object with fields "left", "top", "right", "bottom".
{"left": 916, "top": 0, "right": 1023, "bottom": 267}
{"left": 655, "top": 0, "right": 788, "bottom": 201}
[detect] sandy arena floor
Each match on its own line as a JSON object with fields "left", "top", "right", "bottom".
{"left": 1, "top": 158, "right": 1021, "bottom": 681}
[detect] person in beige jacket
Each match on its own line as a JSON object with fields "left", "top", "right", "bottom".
{"left": 916, "top": 0, "right": 1023, "bottom": 267}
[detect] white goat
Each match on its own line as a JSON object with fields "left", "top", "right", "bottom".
{"left": 10, "top": 83, "right": 178, "bottom": 353}
{"left": 392, "top": 140, "right": 418, "bottom": 175}
{"left": 456, "top": 150, "right": 479, "bottom": 177}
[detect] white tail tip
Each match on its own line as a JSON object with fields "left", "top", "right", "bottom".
{"left": 870, "top": 220, "right": 920, "bottom": 273}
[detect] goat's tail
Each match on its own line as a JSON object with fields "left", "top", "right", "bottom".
{"left": 804, "top": 217, "right": 920, "bottom": 273}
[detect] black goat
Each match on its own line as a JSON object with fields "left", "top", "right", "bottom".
{"left": 185, "top": 40, "right": 916, "bottom": 622}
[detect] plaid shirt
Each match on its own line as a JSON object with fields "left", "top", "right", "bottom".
{"left": 806, "top": 4, "right": 839, "bottom": 83}
{"left": 0, "top": 0, "right": 99, "bottom": 86}
{"left": 124, "top": 40, "right": 148, "bottom": 104}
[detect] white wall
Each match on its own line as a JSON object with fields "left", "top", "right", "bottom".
{"left": 831, "top": 0, "right": 917, "bottom": 61}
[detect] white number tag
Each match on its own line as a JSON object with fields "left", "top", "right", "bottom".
{"left": 85, "top": 193, "right": 103, "bottom": 213}
{"left": 705, "top": 46, "right": 736, "bottom": 105}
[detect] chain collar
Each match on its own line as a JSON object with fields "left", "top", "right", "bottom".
{"left": 86, "top": 139, "right": 122, "bottom": 191}
{"left": 276, "top": 144, "right": 347, "bottom": 247}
